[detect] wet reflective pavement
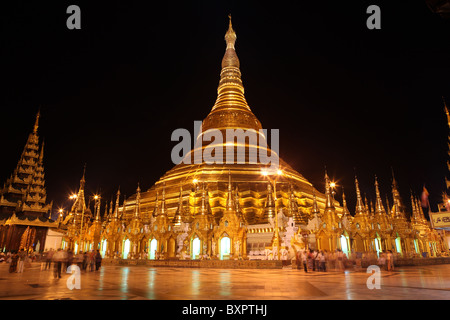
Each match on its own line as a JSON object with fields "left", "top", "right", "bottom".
{"left": 1, "top": 263, "right": 450, "bottom": 300}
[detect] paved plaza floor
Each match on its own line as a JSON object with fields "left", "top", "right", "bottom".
{"left": 1, "top": 262, "right": 450, "bottom": 300}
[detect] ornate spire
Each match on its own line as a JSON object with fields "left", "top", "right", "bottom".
{"left": 341, "top": 189, "right": 351, "bottom": 217}
{"left": 226, "top": 170, "right": 235, "bottom": 211}
{"left": 95, "top": 196, "right": 101, "bottom": 222}
{"left": 70, "top": 166, "right": 87, "bottom": 216}
{"left": 374, "top": 176, "right": 386, "bottom": 215}
{"left": 411, "top": 191, "right": 419, "bottom": 223}
{"left": 134, "top": 183, "right": 141, "bottom": 219}
{"left": 199, "top": 182, "right": 212, "bottom": 216}
{"left": 288, "top": 184, "right": 302, "bottom": 224}
{"left": 33, "top": 110, "right": 40, "bottom": 134}
{"left": 202, "top": 15, "right": 261, "bottom": 133}
{"left": 354, "top": 176, "right": 366, "bottom": 216}
{"left": 113, "top": 187, "right": 120, "bottom": 220}
{"left": 364, "top": 194, "right": 369, "bottom": 215}
{"left": 264, "top": 182, "right": 275, "bottom": 220}
{"left": 324, "top": 170, "right": 335, "bottom": 211}
{"left": 417, "top": 197, "right": 427, "bottom": 223}
{"left": 80, "top": 164, "right": 86, "bottom": 190}
{"left": 225, "top": 14, "right": 237, "bottom": 51}
{"left": 391, "top": 169, "right": 405, "bottom": 219}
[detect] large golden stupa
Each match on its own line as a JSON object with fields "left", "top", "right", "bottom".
{"left": 120, "top": 16, "right": 342, "bottom": 226}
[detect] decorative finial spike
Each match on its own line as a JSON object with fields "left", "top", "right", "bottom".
{"left": 33, "top": 110, "right": 40, "bottom": 133}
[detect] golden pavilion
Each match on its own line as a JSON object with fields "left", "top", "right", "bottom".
{"left": 59, "top": 17, "right": 448, "bottom": 261}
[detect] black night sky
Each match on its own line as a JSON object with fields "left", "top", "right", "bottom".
{"left": 1, "top": 1, "right": 450, "bottom": 219}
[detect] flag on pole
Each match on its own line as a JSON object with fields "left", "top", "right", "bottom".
{"left": 421, "top": 186, "right": 429, "bottom": 208}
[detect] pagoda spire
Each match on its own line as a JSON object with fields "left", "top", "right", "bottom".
{"left": 199, "top": 182, "right": 212, "bottom": 216}
{"left": 33, "top": 110, "right": 40, "bottom": 134}
{"left": 172, "top": 186, "right": 184, "bottom": 226}
{"left": 226, "top": 170, "right": 235, "bottom": 212}
{"left": 113, "top": 187, "right": 120, "bottom": 221}
{"left": 134, "top": 183, "right": 141, "bottom": 219}
{"left": 70, "top": 165, "right": 87, "bottom": 216}
{"left": 364, "top": 194, "right": 370, "bottom": 215}
{"left": 202, "top": 15, "right": 261, "bottom": 133}
{"left": 95, "top": 196, "right": 101, "bottom": 222}
{"left": 288, "top": 184, "right": 302, "bottom": 224}
{"left": 411, "top": 191, "right": 419, "bottom": 223}
{"left": 264, "top": 181, "right": 275, "bottom": 220}
{"left": 354, "top": 176, "right": 366, "bottom": 216}
{"left": 391, "top": 169, "right": 405, "bottom": 219}
{"left": 341, "top": 189, "right": 351, "bottom": 217}
{"left": 374, "top": 176, "right": 386, "bottom": 215}
{"left": 324, "top": 170, "right": 335, "bottom": 211}
{"left": 353, "top": 176, "right": 371, "bottom": 232}
{"left": 416, "top": 196, "right": 427, "bottom": 223}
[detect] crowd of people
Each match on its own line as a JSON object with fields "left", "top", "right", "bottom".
{"left": 0, "top": 249, "right": 37, "bottom": 273}
{"left": 0, "top": 248, "right": 103, "bottom": 278}
{"left": 294, "top": 248, "right": 397, "bottom": 272}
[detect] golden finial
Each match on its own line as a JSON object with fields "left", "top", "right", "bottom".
{"left": 33, "top": 110, "right": 40, "bottom": 133}
{"left": 225, "top": 14, "right": 237, "bottom": 49}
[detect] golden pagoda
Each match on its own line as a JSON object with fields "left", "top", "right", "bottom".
{"left": 65, "top": 16, "right": 448, "bottom": 262}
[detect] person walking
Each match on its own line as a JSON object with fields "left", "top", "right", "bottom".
{"left": 336, "top": 249, "right": 345, "bottom": 272}
{"left": 295, "top": 250, "right": 302, "bottom": 270}
{"left": 95, "top": 250, "right": 102, "bottom": 271}
{"left": 66, "top": 249, "right": 74, "bottom": 270}
{"left": 89, "top": 250, "right": 95, "bottom": 271}
{"left": 52, "top": 248, "right": 64, "bottom": 279}
{"left": 313, "top": 250, "right": 319, "bottom": 271}
{"left": 301, "top": 250, "right": 308, "bottom": 273}
{"left": 75, "top": 251, "right": 84, "bottom": 270}
{"left": 45, "top": 249, "right": 54, "bottom": 270}
{"left": 319, "top": 250, "right": 327, "bottom": 272}
{"left": 82, "top": 252, "right": 88, "bottom": 271}
{"left": 17, "top": 249, "right": 27, "bottom": 273}
{"left": 387, "top": 250, "right": 394, "bottom": 271}
{"left": 9, "top": 251, "right": 19, "bottom": 273}
{"left": 378, "top": 252, "right": 386, "bottom": 270}
{"left": 307, "top": 249, "right": 314, "bottom": 271}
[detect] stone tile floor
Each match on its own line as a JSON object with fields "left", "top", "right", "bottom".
{"left": 0, "top": 262, "right": 450, "bottom": 300}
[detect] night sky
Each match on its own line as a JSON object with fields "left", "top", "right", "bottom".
{"left": 1, "top": 1, "right": 450, "bottom": 219}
